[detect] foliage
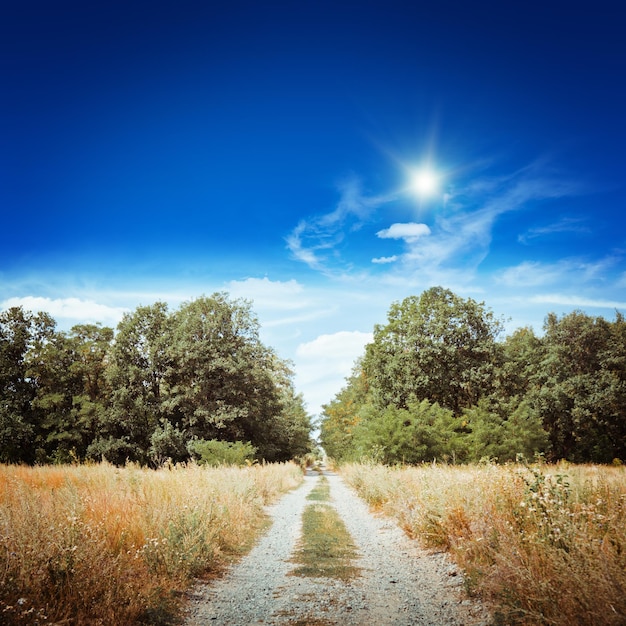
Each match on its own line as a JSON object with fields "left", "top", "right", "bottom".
{"left": 463, "top": 398, "right": 549, "bottom": 462}
{"left": 0, "top": 294, "right": 312, "bottom": 465}
{"left": 188, "top": 439, "right": 258, "bottom": 466}
{"left": 352, "top": 399, "right": 467, "bottom": 464}
{"left": 321, "top": 289, "right": 625, "bottom": 465}
{"left": 362, "top": 287, "right": 504, "bottom": 414}
{"left": 528, "top": 310, "right": 626, "bottom": 462}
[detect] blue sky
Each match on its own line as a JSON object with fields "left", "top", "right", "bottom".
{"left": 2, "top": 0, "right": 626, "bottom": 419}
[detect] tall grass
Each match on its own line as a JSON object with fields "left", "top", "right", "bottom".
{"left": 342, "top": 462, "right": 626, "bottom": 626}
{"left": 0, "top": 461, "right": 302, "bottom": 625}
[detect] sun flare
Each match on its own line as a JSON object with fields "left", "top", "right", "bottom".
{"left": 409, "top": 167, "right": 439, "bottom": 198}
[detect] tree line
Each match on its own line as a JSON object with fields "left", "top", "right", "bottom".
{"left": 0, "top": 293, "right": 313, "bottom": 465}
{"left": 320, "top": 287, "right": 626, "bottom": 464}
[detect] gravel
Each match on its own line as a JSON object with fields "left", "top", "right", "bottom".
{"left": 183, "top": 470, "right": 491, "bottom": 625}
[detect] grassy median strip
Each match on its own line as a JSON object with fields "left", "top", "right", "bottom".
{"left": 290, "top": 476, "right": 360, "bottom": 580}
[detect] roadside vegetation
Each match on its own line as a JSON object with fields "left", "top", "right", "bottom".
{"left": 0, "top": 461, "right": 303, "bottom": 625}
{"left": 342, "top": 461, "right": 626, "bottom": 626}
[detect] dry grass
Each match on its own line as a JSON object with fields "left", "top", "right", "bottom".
{"left": 0, "top": 461, "right": 302, "bottom": 625}
{"left": 342, "top": 461, "right": 626, "bottom": 626}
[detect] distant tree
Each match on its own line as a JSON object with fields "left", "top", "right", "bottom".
{"left": 363, "top": 287, "right": 504, "bottom": 414}
{"left": 320, "top": 360, "right": 369, "bottom": 461}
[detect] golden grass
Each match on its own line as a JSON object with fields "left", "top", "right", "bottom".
{"left": 341, "top": 461, "right": 626, "bottom": 626}
{"left": 0, "top": 461, "right": 302, "bottom": 625}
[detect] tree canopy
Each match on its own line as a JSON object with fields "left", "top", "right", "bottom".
{"left": 321, "top": 287, "right": 625, "bottom": 464}
{"left": 0, "top": 294, "right": 313, "bottom": 465}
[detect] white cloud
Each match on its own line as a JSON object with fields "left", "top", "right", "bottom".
{"left": 294, "top": 330, "right": 373, "bottom": 418}
{"left": 495, "top": 256, "right": 622, "bottom": 288}
{"left": 495, "top": 261, "right": 565, "bottom": 287}
{"left": 1, "top": 296, "right": 128, "bottom": 326}
{"left": 376, "top": 223, "right": 431, "bottom": 242}
{"left": 530, "top": 294, "right": 626, "bottom": 310}
{"left": 372, "top": 255, "right": 398, "bottom": 264}
{"left": 226, "top": 277, "right": 306, "bottom": 310}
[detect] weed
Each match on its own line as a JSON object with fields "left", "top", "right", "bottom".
{"left": 0, "top": 461, "right": 302, "bottom": 625}
{"left": 342, "top": 462, "right": 626, "bottom": 626}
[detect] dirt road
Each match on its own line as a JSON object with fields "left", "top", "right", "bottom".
{"left": 183, "top": 470, "right": 490, "bottom": 625}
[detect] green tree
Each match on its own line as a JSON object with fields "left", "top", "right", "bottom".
{"left": 89, "top": 303, "right": 171, "bottom": 464}
{"left": 320, "top": 360, "right": 369, "bottom": 461}
{"left": 352, "top": 399, "right": 466, "bottom": 464}
{"left": 530, "top": 311, "right": 626, "bottom": 462}
{"left": 363, "top": 287, "right": 504, "bottom": 414}
{"left": 463, "top": 398, "right": 548, "bottom": 462}
{"left": 163, "top": 294, "right": 282, "bottom": 446}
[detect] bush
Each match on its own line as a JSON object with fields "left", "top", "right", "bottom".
{"left": 188, "top": 439, "right": 257, "bottom": 466}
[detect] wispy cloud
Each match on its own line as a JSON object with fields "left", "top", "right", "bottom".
{"left": 285, "top": 176, "right": 395, "bottom": 272}
{"left": 288, "top": 158, "right": 585, "bottom": 286}
{"left": 382, "top": 162, "right": 585, "bottom": 280}
{"left": 530, "top": 293, "right": 626, "bottom": 310}
{"left": 518, "top": 217, "right": 590, "bottom": 244}
{"left": 496, "top": 256, "right": 622, "bottom": 288}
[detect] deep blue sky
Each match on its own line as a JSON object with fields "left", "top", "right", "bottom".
{"left": 2, "top": 0, "right": 626, "bottom": 416}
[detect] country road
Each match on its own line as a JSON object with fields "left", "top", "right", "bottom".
{"left": 183, "top": 470, "right": 490, "bottom": 625}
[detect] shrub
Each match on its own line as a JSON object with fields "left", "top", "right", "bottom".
{"left": 188, "top": 438, "right": 258, "bottom": 466}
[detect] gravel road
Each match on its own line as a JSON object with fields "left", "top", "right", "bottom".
{"left": 183, "top": 470, "right": 490, "bottom": 625}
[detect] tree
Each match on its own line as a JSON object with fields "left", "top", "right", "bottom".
{"left": 89, "top": 303, "right": 171, "bottom": 464}
{"left": 463, "top": 398, "right": 548, "bottom": 462}
{"left": 320, "top": 360, "right": 370, "bottom": 461}
{"left": 0, "top": 307, "right": 56, "bottom": 463}
{"left": 352, "top": 399, "right": 466, "bottom": 464}
{"left": 363, "top": 287, "right": 504, "bottom": 414}
{"left": 530, "top": 311, "right": 626, "bottom": 462}
{"left": 163, "top": 294, "right": 281, "bottom": 445}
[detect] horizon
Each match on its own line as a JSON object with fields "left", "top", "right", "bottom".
{"left": 2, "top": 0, "right": 625, "bottom": 419}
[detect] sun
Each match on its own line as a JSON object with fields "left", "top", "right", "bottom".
{"left": 409, "top": 167, "right": 440, "bottom": 198}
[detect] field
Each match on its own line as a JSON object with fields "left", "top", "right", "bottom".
{"left": 0, "top": 461, "right": 303, "bottom": 625}
{"left": 342, "top": 461, "right": 626, "bottom": 626}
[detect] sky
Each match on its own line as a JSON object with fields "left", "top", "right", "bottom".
{"left": 2, "top": 0, "right": 626, "bottom": 421}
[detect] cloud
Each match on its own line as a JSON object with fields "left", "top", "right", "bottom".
{"left": 518, "top": 217, "right": 590, "bottom": 244}
{"left": 392, "top": 164, "right": 586, "bottom": 280}
{"left": 372, "top": 255, "right": 398, "bottom": 264}
{"left": 529, "top": 294, "right": 626, "bottom": 310}
{"left": 495, "top": 256, "right": 622, "bottom": 288}
{"left": 0, "top": 296, "right": 128, "bottom": 326}
{"left": 294, "top": 330, "right": 373, "bottom": 417}
{"left": 226, "top": 277, "right": 306, "bottom": 310}
{"left": 495, "top": 261, "right": 568, "bottom": 287}
{"left": 376, "top": 223, "right": 431, "bottom": 242}
{"left": 286, "top": 176, "right": 395, "bottom": 273}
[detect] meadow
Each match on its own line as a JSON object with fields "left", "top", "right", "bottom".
{"left": 342, "top": 461, "right": 626, "bottom": 626}
{"left": 0, "top": 461, "right": 303, "bottom": 625}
